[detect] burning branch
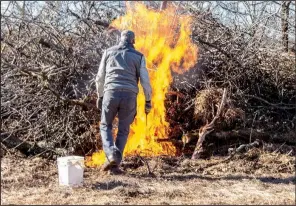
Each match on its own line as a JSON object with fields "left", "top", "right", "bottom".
{"left": 191, "top": 88, "right": 228, "bottom": 159}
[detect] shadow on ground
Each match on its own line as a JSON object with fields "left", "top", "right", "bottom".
{"left": 164, "top": 174, "right": 296, "bottom": 185}
{"left": 92, "top": 180, "right": 130, "bottom": 190}
{"left": 127, "top": 172, "right": 295, "bottom": 185}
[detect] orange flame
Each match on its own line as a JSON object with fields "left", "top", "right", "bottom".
{"left": 86, "top": 3, "right": 198, "bottom": 167}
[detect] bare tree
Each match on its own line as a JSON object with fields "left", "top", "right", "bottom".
{"left": 160, "top": 1, "right": 168, "bottom": 10}
{"left": 281, "top": 1, "right": 292, "bottom": 52}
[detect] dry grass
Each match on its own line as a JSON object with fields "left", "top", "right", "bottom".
{"left": 1, "top": 150, "right": 295, "bottom": 205}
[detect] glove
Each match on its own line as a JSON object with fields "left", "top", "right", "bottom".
{"left": 145, "top": 100, "right": 152, "bottom": 114}
{"left": 96, "top": 97, "right": 103, "bottom": 110}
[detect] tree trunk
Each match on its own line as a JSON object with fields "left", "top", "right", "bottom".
{"left": 294, "top": 2, "right": 296, "bottom": 53}
{"left": 160, "top": 1, "right": 167, "bottom": 11}
{"left": 281, "top": 1, "right": 291, "bottom": 52}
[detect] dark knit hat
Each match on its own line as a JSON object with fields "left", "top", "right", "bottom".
{"left": 120, "top": 30, "right": 135, "bottom": 44}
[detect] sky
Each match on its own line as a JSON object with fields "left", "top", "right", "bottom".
{"left": 1, "top": 1, "right": 295, "bottom": 43}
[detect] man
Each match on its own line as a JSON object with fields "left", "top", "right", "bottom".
{"left": 95, "top": 30, "right": 152, "bottom": 173}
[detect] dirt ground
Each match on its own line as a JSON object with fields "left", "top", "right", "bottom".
{"left": 1, "top": 149, "right": 295, "bottom": 205}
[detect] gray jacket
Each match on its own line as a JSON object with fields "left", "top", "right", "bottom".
{"left": 95, "top": 42, "right": 152, "bottom": 101}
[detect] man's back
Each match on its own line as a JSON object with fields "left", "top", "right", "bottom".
{"left": 103, "top": 44, "right": 143, "bottom": 94}
{"left": 96, "top": 30, "right": 151, "bottom": 101}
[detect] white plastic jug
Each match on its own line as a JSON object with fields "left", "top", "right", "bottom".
{"left": 57, "top": 156, "right": 85, "bottom": 186}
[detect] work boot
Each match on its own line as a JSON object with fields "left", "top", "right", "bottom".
{"left": 100, "top": 160, "right": 117, "bottom": 172}
{"left": 109, "top": 165, "right": 125, "bottom": 175}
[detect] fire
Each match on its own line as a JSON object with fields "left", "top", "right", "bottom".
{"left": 86, "top": 3, "right": 198, "bottom": 167}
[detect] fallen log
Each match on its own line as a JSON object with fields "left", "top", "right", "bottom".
{"left": 210, "top": 129, "right": 269, "bottom": 142}
{"left": 209, "top": 129, "right": 296, "bottom": 146}
{"left": 1, "top": 132, "right": 46, "bottom": 156}
{"left": 158, "top": 129, "right": 271, "bottom": 145}
{"left": 159, "top": 128, "right": 296, "bottom": 158}
{"left": 196, "top": 139, "right": 262, "bottom": 171}
{"left": 227, "top": 139, "right": 260, "bottom": 155}
{"left": 1, "top": 132, "right": 67, "bottom": 158}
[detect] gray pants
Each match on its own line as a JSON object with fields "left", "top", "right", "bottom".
{"left": 100, "top": 90, "right": 137, "bottom": 165}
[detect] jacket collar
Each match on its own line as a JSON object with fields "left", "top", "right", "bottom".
{"left": 118, "top": 41, "right": 135, "bottom": 49}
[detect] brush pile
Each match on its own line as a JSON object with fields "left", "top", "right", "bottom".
{"left": 168, "top": 10, "right": 295, "bottom": 157}
{"left": 1, "top": 2, "right": 295, "bottom": 159}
